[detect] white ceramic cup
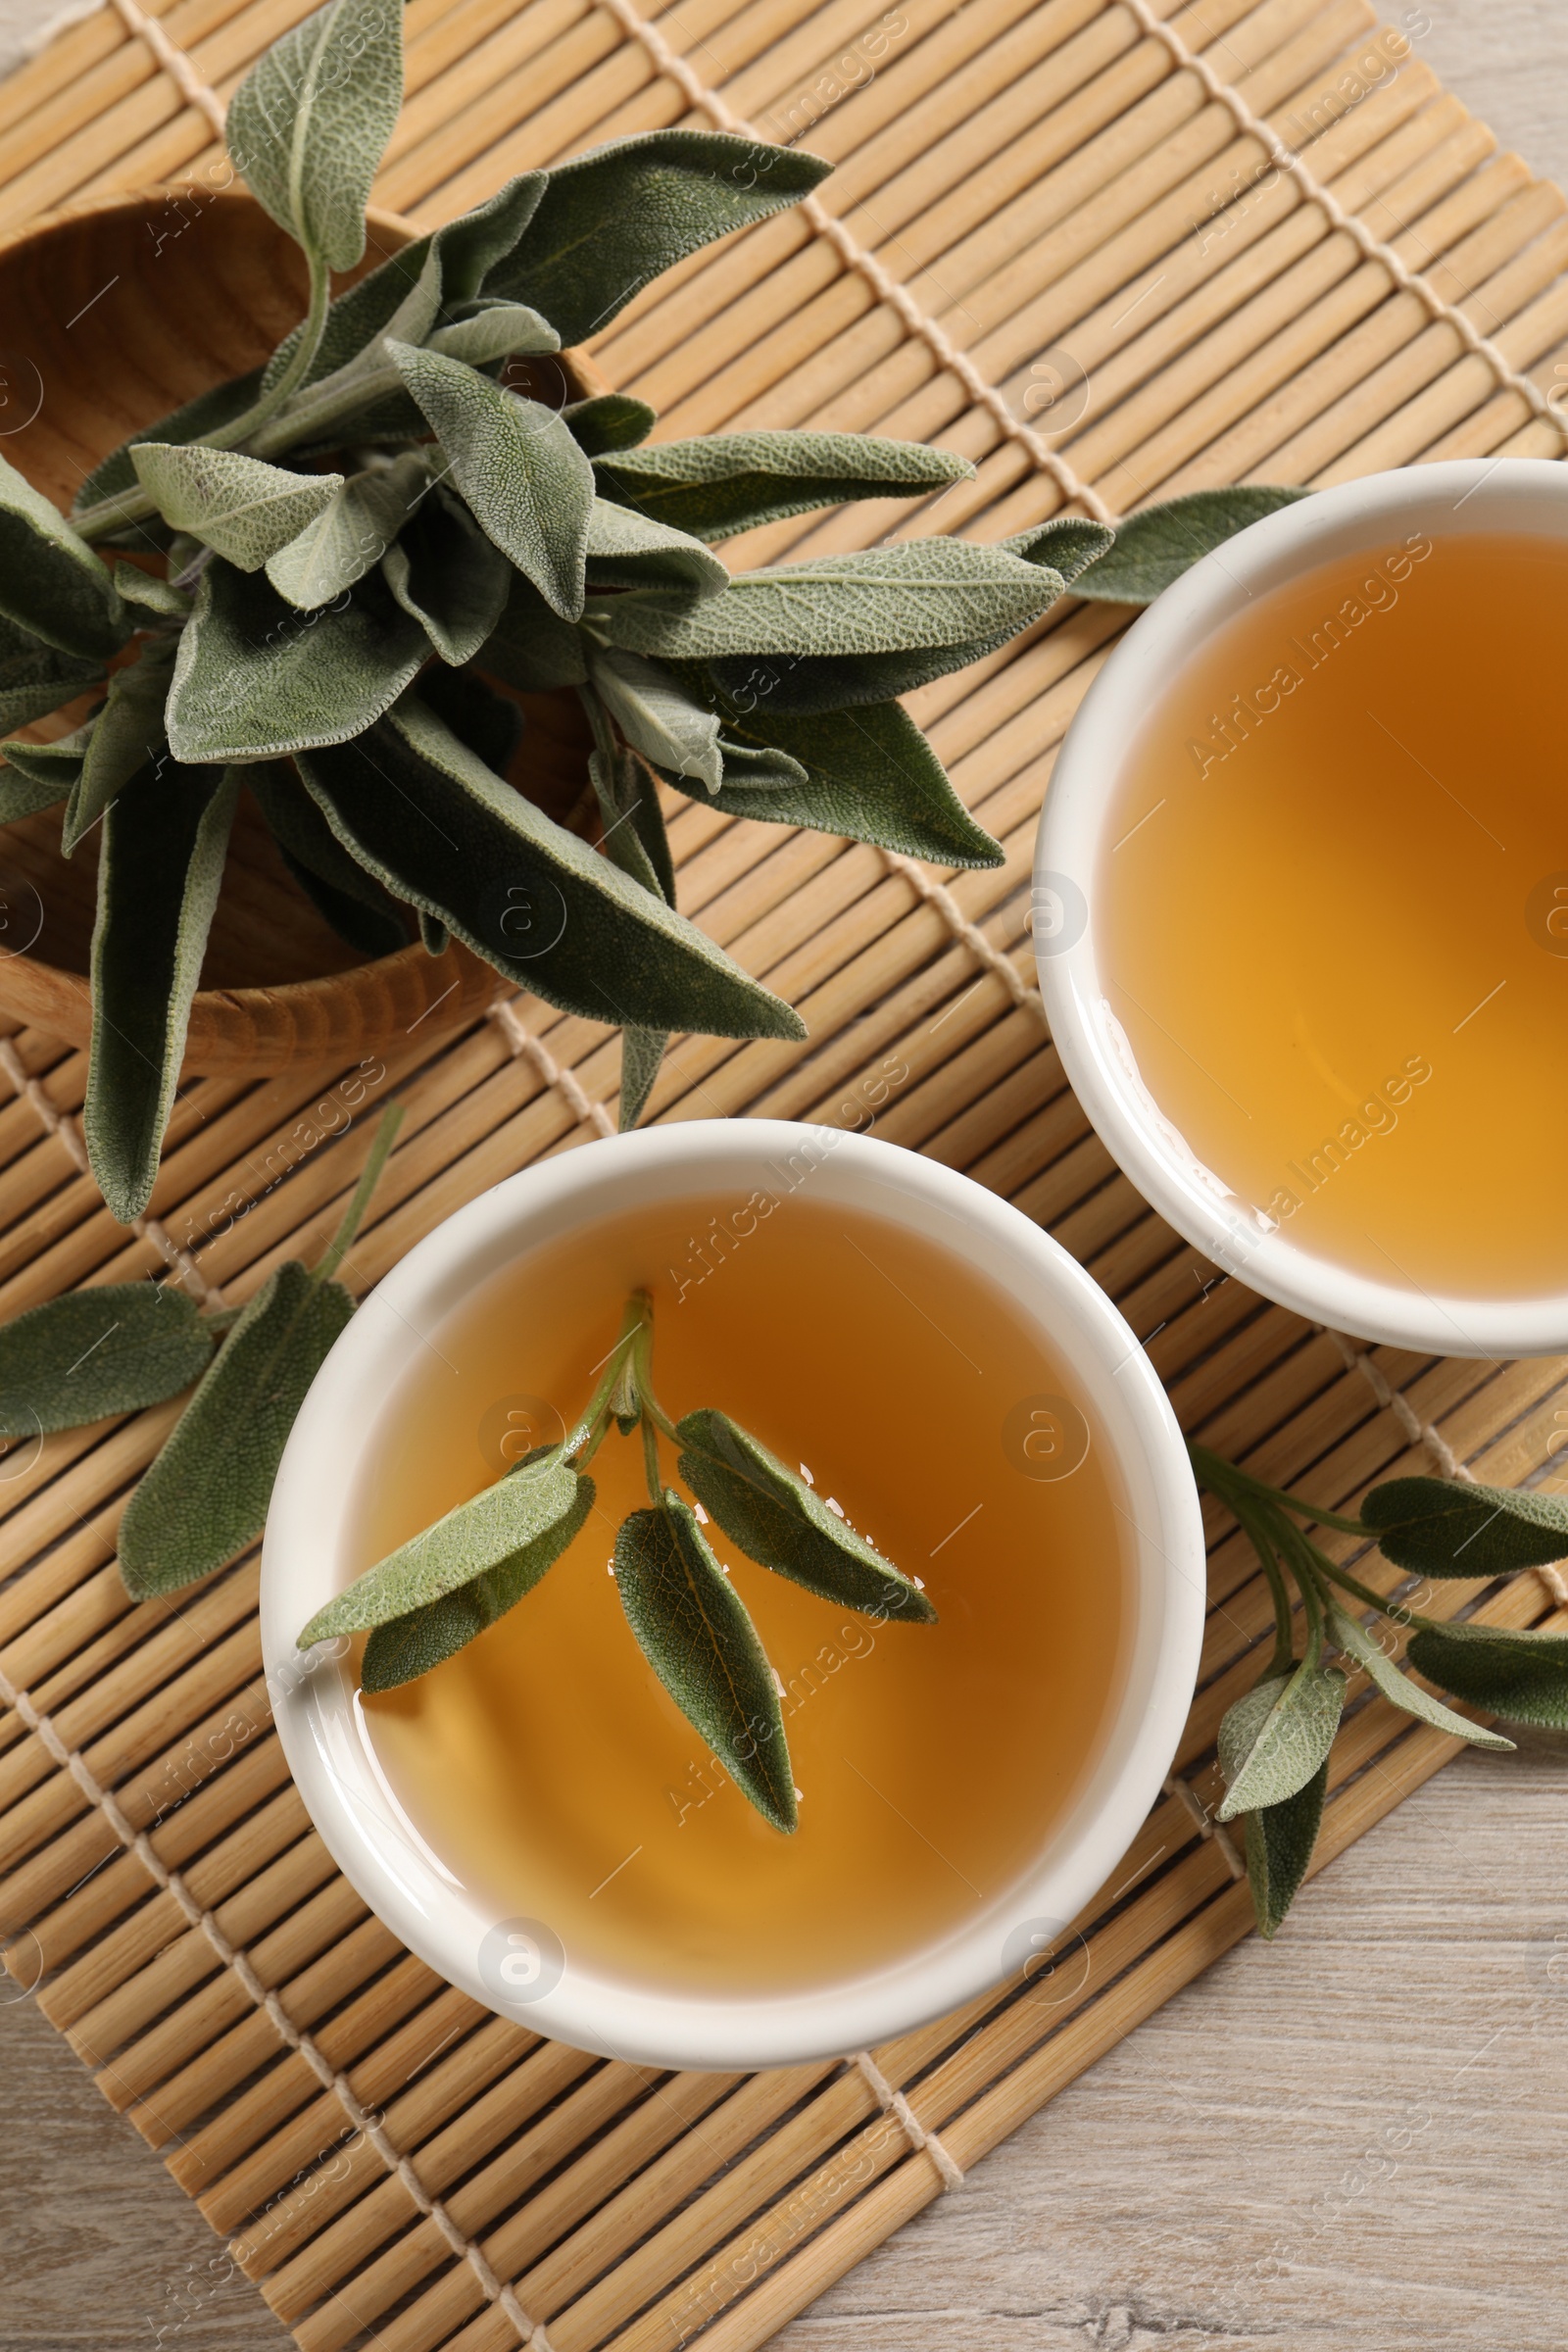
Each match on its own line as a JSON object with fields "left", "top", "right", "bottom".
{"left": 262, "top": 1120, "right": 1204, "bottom": 2071}
{"left": 1035, "top": 458, "right": 1568, "bottom": 1360}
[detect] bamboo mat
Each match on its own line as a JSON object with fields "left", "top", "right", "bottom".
{"left": 4, "top": 0, "right": 1568, "bottom": 2346}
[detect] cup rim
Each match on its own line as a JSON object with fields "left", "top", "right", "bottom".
{"left": 1035, "top": 458, "right": 1568, "bottom": 1359}
{"left": 261, "top": 1120, "right": 1205, "bottom": 2071}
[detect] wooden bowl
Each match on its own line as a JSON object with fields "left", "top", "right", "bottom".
{"left": 0, "top": 185, "right": 605, "bottom": 1074}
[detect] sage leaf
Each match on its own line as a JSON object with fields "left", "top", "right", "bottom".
{"left": 710, "top": 738, "right": 808, "bottom": 792}
{"left": 425, "top": 303, "right": 559, "bottom": 366}
{"left": 360, "top": 1467, "right": 597, "bottom": 1688}
{"left": 584, "top": 499, "right": 728, "bottom": 597}
{"left": 565, "top": 394, "right": 657, "bottom": 458}
{"left": 248, "top": 758, "right": 408, "bottom": 957}
{"left": 664, "top": 697, "right": 1004, "bottom": 869}
{"left": 676, "top": 1406, "right": 935, "bottom": 1621}
{"left": 302, "top": 1453, "right": 584, "bottom": 1639}
{"left": 0, "top": 450, "right": 128, "bottom": 659}
{"left": 1405, "top": 1621, "right": 1568, "bottom": 1730}
{"left": 1361, "top": 1475, "right": 1568, "bottom": 1578}
{"left": 1245, "top": 1762, "right": 1327, "bottom": 1939}
{"left": 62, "top": 641, "right": 175, "bottom": 853}
{"left": 1002, "top": 514, "right": 1116, "bottom": 582}
{"left": 0, "top": 1282, "right": 214, "bottom": 1436}
{"left": 380, "top": 485, "right": 513, "bottom": 665}
{"left": 587, "top": 644, "right": 722, "bottom": 793}
{"left": 75, "top": 368, "right": 266, "bottom": 514}
{"left": 612, "top": 1492, "right": 797, "bottom": 1833}
{"left": 602, "top": 539, "right": 1061, "bottom": 661}
{"left": 120, "top": 1260, "right": 357, "bottom": 1594}
{"left": 227, "top": 0, "right": 404, "bottom": 272}
{"left": 387, "top": 342, "right": 594, "bottom": 619}
{"left": 1073, "top": 486, "right": 1309, "bottom": 604}
{"left": 297, "top": 697, "right": 804, "bottom": 1040}
{"left": 415, "top": 662, "right": 523, "bottom": 779}
{"left": 167, "top": 560, "right": 429, "bottom": 761}
{"left": 484, "top": 129, "right": 832, "bottom": 344}
{"left": 0, "top": 622, "right": 103, "bottom": 734}
{"left": 111, "top": 563, "right": 192, "bottom": 617}
{"left": 266, "top": 454, "right": 429, "bottom": 609}
{"left": 596, "top": 431, "right": 972, "bottom": 543}
{"left": 1216, "top": 1660, "right": 1345, "bottom": 1821}
{"left": 474, "top": 571, "right": 587, "bottom": 692}
{"left": 586, "top": 744, "right": 668, "bottom": 902}
{"left": 1328, "top": 1604, "right": 1513, "bottom": 1750}
{"left": 619, "top": 1026, "right": 666, "bottom": 1130}
{"left": 260, "top": 174, "right": 548, "bottom": 400}
{"left": 0, "top": 731, "right": 86, "bottom": 818}
{"left": 83, "top": 760, "right": 238, "bottom": 1225}
{"left": 130, "top": 444, "right": 344, "bottom": 573}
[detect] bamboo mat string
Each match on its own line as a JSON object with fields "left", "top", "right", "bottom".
{"left": 106, "top": 0, "right": 227, "bottom": 140}
{"left": 853, "top": 2048, "right": 965, "bottom": 2189}
{"left": 880, "top": 854, "right": 1041, "bottom": 1014}
{"left": 1115, "top": 0, "right": 1568, "bottom": 450}
{"left": 590, "top": 0, "right": 1114, "bottom": 522}
{"left": 0, "top": 1036, "right": 225, "bottom": 1306}
{"left": 487, "top": 994, "right": 616, "bottom": 1137}
{"left": 0, "top": 1653, "right": 555, "bottom": 2352}
{"left": 1162, "top": 1770, "right": 1245, "bottom": 1879}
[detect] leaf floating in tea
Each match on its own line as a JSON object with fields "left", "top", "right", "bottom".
{"left": 1244, "top": 1760, "right": 1328, "bottom": 1941}
{"left": 1360, "top": 1476, "right": 1568, "bottom": 1578}
{"left": 1216, "top": 1661, "right": 1345, "bottom": 1822}
{"left": 0, "top": 1283, "right": 215, "bottom": 1435}
{"left": 304, "top": 1452, "right": 584, "bottom": 1640}
{"left": 1327, "top": 1604, "right": 1513, "bottom": 1750}
{"left": 676, "top": 1407, "right": 936, "bottom": 1622}
{"left": 612, "top": 1494, "right": 797, "bottom": 1834}
{"left": 1404, "top": 1622, "right": 1568, "bottom": 1731}
{"left": 359, "top": 1463, "right": 597, "bottom": 1689}
{"left": 120, "top": 1106, "right": 403, "bottom": 1594}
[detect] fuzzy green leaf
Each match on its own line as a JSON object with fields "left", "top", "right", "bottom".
{"left": 83, "top": 760, "right": 237, "bottom": 1225}
{"left": 130, "top": 444, "right": 343, "bottom": 573}
{"left": 474, "top": 573, "right": 587, "bottom": 692}
{"left": 226, "top": 0, "right": 404, "bottom": 271}
{"left": 483, "top": 129, "right": 832, "bottom": 344}
{"left": 1361, "top": 1476, "right": 1568, "bottom": 1578}
{"left": 62, "top": 642, "right": 175, "bottom": 854}
{"left": 613, "top": 1492, "right": 796, "bottom": 1833}
{"left": 584, "top": 498, "right": 728, "bottom": 596}
{"left": 0, "top": 451, "right": 127, "bottom": 660}
{"left": 1405, "top": 1621, "right": 1568, "bottom": 1730}
{"left": 304, "top": 1452, "right": 583, "bottom": 1639}
{"left": 1073, "top": 486, "right": 1309, "bottom": 604}
{"left": 565, "top": 395, "right": 658, "bottom": 458}
{"left": 664, "top": 697, "right": 1004, "bottom": 868}
{"left": 0, "top": 731, "right": 86, "bottom": 817}
{"left": 588, "top": 645, "right": 721, "bottom": 793}
{"left": 120, "top": 1261, "right": 357, "bottom": 1594}
{"left": 380, "top": 485, "right": 514, "bottom": 665}
{"left": 676, "top": 1406, "right": 935, "bottom": 1621}
{"left": 248, "top": 758, "right": 408, "bottom": 957}
{"left": 265, "top": 454, "right": 428, "bottom": 609}
{"left": 1328, "top": 1604, "right": 1512, "bottom": 1750}
{"left": 1216, "top": 1660, "right": 1345, "bottom": 1821}
{"left": 1002, "top": 515, "right": 1116, "bottom": 581}
{"left": 424, "top": 303, "right": 559, "bottom": 365}
{"left": 0, "top": 626, "right": 103, "bottom": 735}
{"left": 296, "top": 695, "right": 805, "bottom": 1040}
{"left": 618, "top": 1026, "right": 666, "bottom": 1130}
{"left": 387, "top": 342, "right": 594, "bottom": 619}
{"left": 0, "top": 1282, "right": 214, "bottom": 1436}
{"left": 112, "top": 563, "right": 192, "bottom": 617}
{"left": 75, "top": 368, "right": 267, "bottom": 515}
{"left": 167, "top": 560, "right": 429, "bottom": 761}
{"left": 415, "top": 663, "right": 523, "bottom": 780}
{"left": 1245, "top": 1762, "right": 1326, "bottom": 1939}
{"left": 596, "top": 431, "right": 972, "bottom": 542}
{"left": 603, "top": 539, "right": 1061, "bottom": 661}
{"left": 360, "top": 1466, "right": 597, "bottom": 1688}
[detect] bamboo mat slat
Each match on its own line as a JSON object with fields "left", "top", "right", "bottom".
{"left": 3, "top": 2, "right": 1568, "bottom": 2347}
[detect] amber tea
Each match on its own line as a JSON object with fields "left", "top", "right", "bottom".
{"left": 346, "top": 1188, "right": 1129, "bottom": 1996}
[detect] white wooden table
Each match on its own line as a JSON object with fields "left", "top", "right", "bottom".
{"left": 4, "top": 4, "right": 1568, "bottom": 2344}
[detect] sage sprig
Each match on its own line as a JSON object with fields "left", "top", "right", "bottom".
{"left": 0, "top": 0, "right": 1298, "bottom": 1221}
{"left": 0, "top": 1104, "right": 402, "bottom": 1595}
{"left": 1191, "top": 1446, "right": 1568, "bottom": 1937}
{"left": 301, "top": 1288, "right": 935, "bottom": 1829}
